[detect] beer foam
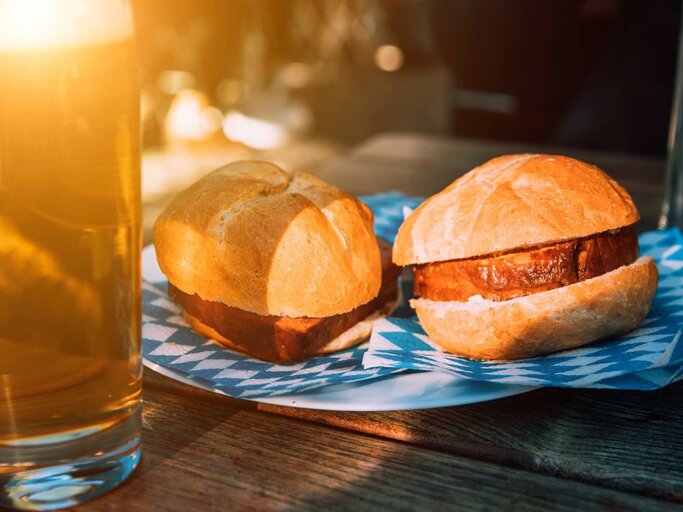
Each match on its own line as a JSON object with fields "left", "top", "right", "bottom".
{"left": 0, "top": 0, "right": 133, "bottom": 50}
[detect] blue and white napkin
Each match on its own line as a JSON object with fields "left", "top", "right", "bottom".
{"left": 142, "top": 280, "right": 402, "bottom": 399}
{"left": 141, "top": 192, "right": 420, "bottom": 399}
{"left": 364, "top": 228, "right": 683, "bottom": 390}
{"left": 143, "top": 191, "right": 683, "bottom": 396}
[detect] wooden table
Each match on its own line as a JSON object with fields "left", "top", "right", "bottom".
{"left": 81, "top": 134, "right": 681, "bottom": 511}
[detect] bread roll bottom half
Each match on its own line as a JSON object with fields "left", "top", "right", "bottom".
{"left": 169, "top": 240, "right": 401, "bottom": 363}
{"left": 411, "top": 256, "right": 658, "bottom": 361}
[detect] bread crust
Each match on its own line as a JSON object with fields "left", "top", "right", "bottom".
{"left": 153, "top": 160, "right": 381, "bottom": 317}
{"left": 411, "top": 257, "right": 658, "bottom": 360}
{"left": 393, "top": 154, "right": 639, "bottom": 265}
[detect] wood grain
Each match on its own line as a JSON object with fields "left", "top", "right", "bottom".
{"left": 144, "top": 370, "right": 683, "bottom": 503}
{"left": 316, "top": 133, "right": 664, "bottom": 229}
{"left": 76, "top": 384, "right": 675, "bottom": 512}
{"left": 259, "top": 383, "right": 683, "bottom": 503}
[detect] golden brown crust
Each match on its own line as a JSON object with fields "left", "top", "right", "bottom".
{"left": 393, "top": 154, "right": 639, "bottom": 265}
{"left": 411, "top": 257, "right": 658, "bottom": 360}
{"left": 153, "top": 160, "right": 382, "bottom": 317}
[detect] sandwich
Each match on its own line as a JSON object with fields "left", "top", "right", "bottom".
{"left": 393, "top": 154, "right": 658, "bottom": 360}
{"left": 153, "top": 160, "right": 399, "bottom": 362}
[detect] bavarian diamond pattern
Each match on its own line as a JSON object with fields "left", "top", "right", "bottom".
{"left": 144, "top": 192, "right": 683, "bottom": 397}
{"left": 365, "top": 227, "right": 683, "bottom": 390}
{"left": 142, "top": 280, "right": 403, "bottom": 398}
{"left": 363, "top": 192, "right": 424, "bottom": 243}
{"left": 141, "top": 193, "right": 418, "bottom": 399}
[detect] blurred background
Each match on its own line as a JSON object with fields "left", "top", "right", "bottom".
{"left": 135, "top": 0, "right": 680, "bottom": 231}
{"left": 135, "top": 0, "right": 680, "bottom": 153}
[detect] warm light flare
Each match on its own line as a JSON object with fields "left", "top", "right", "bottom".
{"left": 374, "top": 44, "right": 404, "bottom": 72}
{"left": 0, "top": 0, "right": 132, "bottom": 50}
{"left": 1, "top": 0, "right": 60, "bottom": 48}
{"left": 223, "top": 111, "right": 289, "bottom": 150}
{"left": 4, "top": 0, "right": 56, "bottom": 45}
{"left": 165, "top": 89, "right": 222, "bottom": 142}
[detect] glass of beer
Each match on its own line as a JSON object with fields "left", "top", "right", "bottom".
{"left": 661, "top": 19, "right": 683, "bottom": 230}
{"left": 0, "top": 1, "right": 141, "bottom": 509}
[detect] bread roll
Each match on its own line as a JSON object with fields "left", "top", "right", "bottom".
{"left": 154, "top": 160, "right": 382, "bottom": 318}
{"left": 393, "top": 154, "right": 639, "bottom": 265}
{"left": 393, "top": 154, "right": 656, "bottom": 360}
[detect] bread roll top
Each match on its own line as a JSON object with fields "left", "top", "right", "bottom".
{"left": 154, "top": 160, "right": 382, "bottom": 317}
{"left": 393, "top": 154, "right": 639, "bottom": 265}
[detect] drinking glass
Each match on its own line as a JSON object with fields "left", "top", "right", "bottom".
{"left": 660, "top": 13, "right": 683, "bottom": 229}
{"left": 0, "top": 1, "right": 141, "bottom": 509}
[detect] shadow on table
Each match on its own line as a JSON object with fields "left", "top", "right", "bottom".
{"left": 267, "top": 382, "right": 683, "bottom": 504}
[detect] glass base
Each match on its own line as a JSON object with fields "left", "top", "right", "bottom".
{"left": 0, "top": 407, "right": 140, "bottom": 511}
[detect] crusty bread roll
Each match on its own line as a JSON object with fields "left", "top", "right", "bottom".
{"left": 393, "top": 154, "right": 639, "bottom": 265}
{"left": 412, "top": 257, "right": 658, "bottom": 360}
{"left": 394, "top": 154, "right": 657, "bottom": 360}
{"left": 154, "top": 160, "right": 381, "bottom": 318}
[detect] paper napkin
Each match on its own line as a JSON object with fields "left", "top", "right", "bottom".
{"left": 364, "top": 228, "right": 683, "bottom": 390}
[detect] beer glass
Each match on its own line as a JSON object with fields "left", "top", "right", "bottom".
{"left": 0, "top": 1, "right": 141, "bottom": 509}
{"left": 661, "top": 11, "right": 683, "bottom": 229}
